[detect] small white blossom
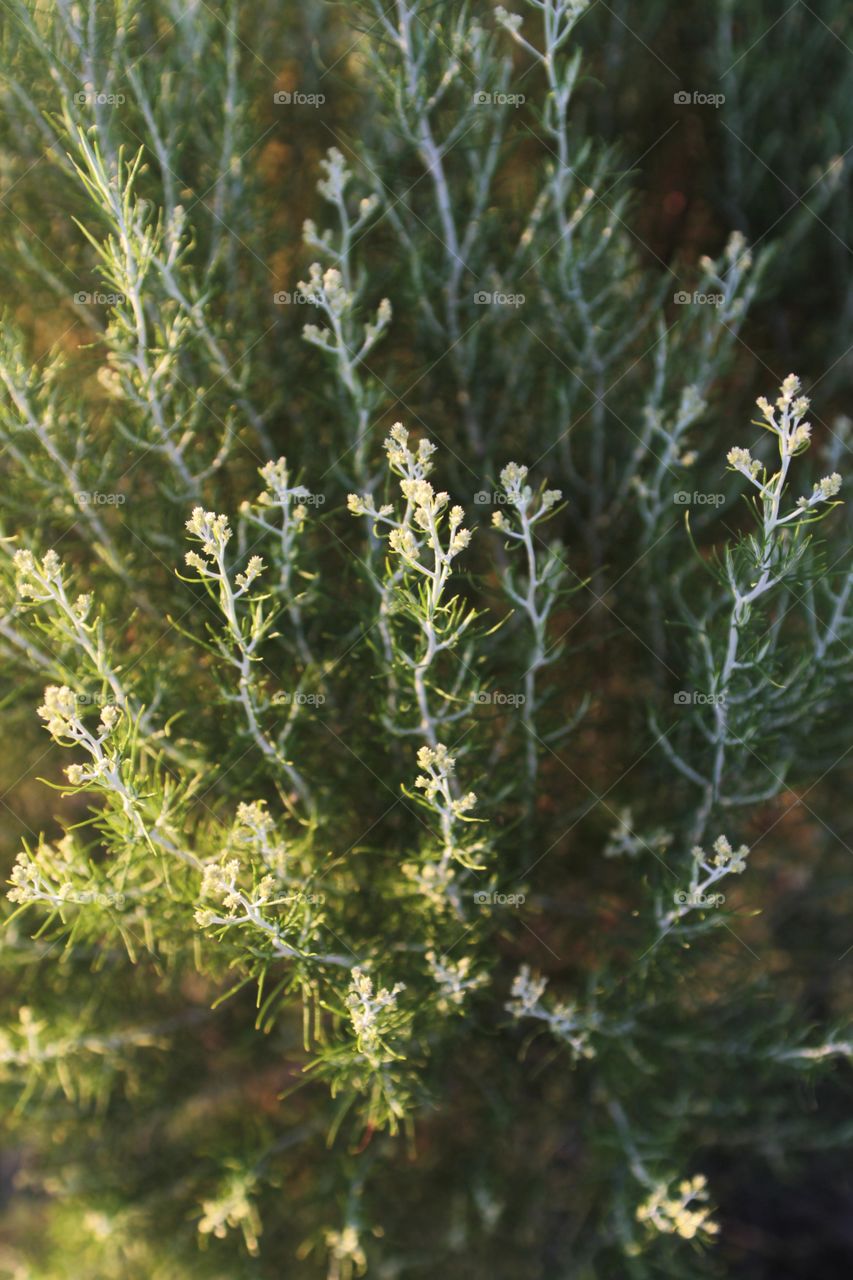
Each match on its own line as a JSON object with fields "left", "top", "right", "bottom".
{"left": 425, "top": 950, "right": 487, "bottom": 1012}
{"left": 636, "top": 1174, "right": 719, "bottom": 1242}
{"left": 344, "top": 967, "right": 405, "bottom": 1061}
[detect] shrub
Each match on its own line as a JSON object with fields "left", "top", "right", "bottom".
{"left": 0, "top": 2, "right": 850, "bottom": 1276}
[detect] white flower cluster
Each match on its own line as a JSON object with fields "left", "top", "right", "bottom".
{"left": 197, "top": 1169, "right": 262, "bottom": 1258}
{"left": 494, "top": 6, "right": 524, "bottom": 34}
{"left": 400, "top": 858, "right": 458, "bottom": 913}
{"left": 306, "top": 146, "right": 380, "bottom": 232}
{"left": 415, "top": 744, "right": 476, "bottom": 817}
{"left": 725, "top": 445, "right": 760, "bottom": 480}
{"left": 315, "top": 146, "right": 352, "bottom": 205}
{"left": 300, "top": 264, "right": 391, "bottom": 360}
{"left": 496, "top": 0, "right": 588, "bottom": 41}
{"left": 195, "top": 859, "right": 277, "bottom": 927}
{"left": 798, "top": 472, "right": 843, "bottom": 509}
{"left": 8, "top": 834, "right": 79, "bottom": 908}
{"left": 231, "top": 799, "right": 292, "bottom": 876}
{"left": 491, "top": 461, "right": 561, "bottom": 534}
{"left": 195, "top": 835, "right": 341, "bottom": 965}
{"left": 348, "top": 423, "right": 435, "bottom": 520}
{"left": 603, "top": 807, "right": 673, "bottom": 860}
{"left": 234, "top": 799, "right": 273, "bottom": 843}
{"left": 323, "top": 1224, "right": 367, "bottom": 1280}
{"left": 412, "top": 743, "right": 484, "bottom": 877}
{"left": 425, "top": 950, "right": 487, "bottom": 1012}
{"left": 506, "top": 963, "right": 548, "bottom": 1014}
{"left": 14, "top": 548, "right": 99, "bottom": 627}
{"left": 705, "top": 833, "right": 748, "bottom": 874}
{"left": 14, "top": 547, "right": 63, "bottom": 593}
{"left": 185, "top": 507, "right": 267, "bottom": 590}
{"left": 345, "top": 967, "right": 406, "bottom": 1063}
{"left": 490, "top": 459, "right": 569, "bottom": 791}
{"left": 185, "top": 506, "right": 231, "bottom": 556}
{"left": 506, "top": 965, "right": 597, "bottom": 1060}
{"left": 660, "top": 834, "right": 749, "bottom": 929}
{"left": 635, "top": 1174, "right": 719, "bottom": 1243}
{"left": 253, "top": 457, "right": 311, "bottom": 525}
{"left": 349, "top": 425, "right": 472, "bottom": 570}
{"left": 727, "top": 375, "right": 841, "bottom": 516}
{"left": 37, "top": 685, "right": 122, "bottom": 787}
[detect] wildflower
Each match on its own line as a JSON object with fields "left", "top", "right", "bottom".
{"left": 98, "top": 704, "right": 121, "bottom": 735}
{"left": 494, "top": 6, "right": 524, "bottom": 33}
{"left": 301, "top": 323, "right": 330, "bottom": 347}
{"left": 500, "top": 461, "right": 529, "bottom": 490}
{"left": 816, "top": 473, "right": 842, "bottom": 500}
{"left": 726, "top": 446, "right": 760, "bottom": 479}
{"left": 235, "top": 555, "right": 265, "bottom": 591}
{"left": 603, "top": 807, "right": 672, "bottom": 859}
{"left": 42, "top": 549, "right": 61, "bottom": 579}
{"left": 37, "top": 685, "right": 79, "bottom": 737}
{"left": 235, "top": 800, "right": 274, "bottom": 837}
{"left": 324, "top": 1225, "right": 367, "bottom": 1277}
{"left": 12, "top": 548, "right": 35, "bottom": 575}
{"left": 449, "top": 527, "right": 471, "bottom": 554}
{"left": 345, "top": 967, "right": 405, "bottom": 1059}
{"left": 451, "top": 791, "right": 477, "bottom": 817}
{"left": 198, "top": 860, "right": 243, "bottom": 915}
{"left": 185, "top": 508, "right": 231, "bottom": 558}
{"left": 710, "top": 835, "right": 748, "bottom": 873}
{"left": 425, "top": 950, "right": 487, "bottom": 1011}
{"left": 777, "top": 373, "right": 801, "bottom": 408}
{"left": 197, "top": 1170, "right": 262, "bottom": 1257}
{"left": 725, "top": 229, "right": 751, "bottom": 268}
{"left": 388, "top": 528, "right": 420, "bottom": 560}
{"left": 507, "top": 964, "right": 548, "bottom": 1015}
{"left": 7, "top": 852, "right": 40, "bottom": 904}
{"left": 636, "top": 1174, "right": 719, "bottom": 1242}
{"left": 790, "top": 422, "right": 812, "bottom": 452}
{"left": 415, "top": 744, "right": 456, "bottom": 799}
{"left": 184, "top": 550, "right": 209, "bottom": 574}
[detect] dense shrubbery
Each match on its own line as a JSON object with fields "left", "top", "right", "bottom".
{"left": 0, "top": 2, "right": 851, "bottom": 1276}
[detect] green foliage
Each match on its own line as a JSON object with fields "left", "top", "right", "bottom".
{"left": 0, "top": 2, "right": 851, "bottom": 1277}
